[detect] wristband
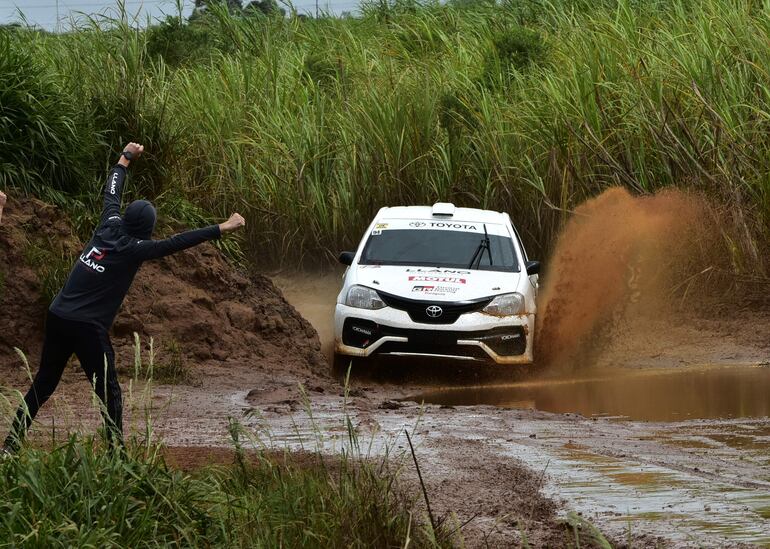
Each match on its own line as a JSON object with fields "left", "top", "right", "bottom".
{"left": 121, "top": 150, "right": 134, "bottom": 161}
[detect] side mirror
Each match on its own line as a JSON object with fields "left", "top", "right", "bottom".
{"left": 525, "top": 260, "right": 540, "bottom": 275}
{"left": 338, "top": 251, "right": 355, "bottom": 266}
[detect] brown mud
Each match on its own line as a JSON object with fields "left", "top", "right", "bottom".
{"left": 161, "top": 446, "right": 344, "bottom": 474}
{"left": 406, "top": 365, "right": 770, "bottom": 421}
{"left": 0, "top": 197, "right": 326, "bottom": 381}
{"left": 159, "top": 445, "right": 605, "bottom": 548}
{"left": 271, "top": 272, "right": 340, "bottom": 362}
{"left": 535, "top": 187, "right": 722, "bottom": 371}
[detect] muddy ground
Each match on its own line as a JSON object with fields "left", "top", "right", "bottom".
{"left": 3, "top": 271, "right": 768, "bottom": 547}
{"left": 2, "top": 192, "right": 770, "bottom": 547}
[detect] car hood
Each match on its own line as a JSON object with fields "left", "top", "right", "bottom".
{"left": 352, "top": 265, "right": 521, "bottom": 302}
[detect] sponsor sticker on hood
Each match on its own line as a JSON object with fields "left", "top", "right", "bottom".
{"left": 351, "top": 265, "right": 521, "bottom": 302}
{"left": 408, "top": 275, "right": 466, "bottom": 284}
{"left": 411, "top": 285, "right": 460, "bottom": 295}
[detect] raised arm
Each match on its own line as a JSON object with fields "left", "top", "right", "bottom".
{"left": 133, "top": 213, "right": 245, "bottom": 261}
{"left": 101, "top": 142, "right": 144, "bottom": 226}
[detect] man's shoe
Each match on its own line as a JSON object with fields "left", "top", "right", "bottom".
{"left": 1, "top": 445, "right": 15, "bottom": 460}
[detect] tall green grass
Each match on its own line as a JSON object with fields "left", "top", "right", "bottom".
{"left": 0, "top": 340, "right": 453, "bottom": 547}
{"left": 2, "top": 0, "right": 769, "bottom": 273}
{"left": 0, "top": 436, "right": 449, "bottom": 547}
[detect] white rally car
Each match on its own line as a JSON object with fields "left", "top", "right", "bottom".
{"left": 333, "top": 202, "right": 539, "bottom": 368}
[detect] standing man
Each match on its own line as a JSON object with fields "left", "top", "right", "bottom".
{"left": 0, "top": 190, "right": 6, "bottom": 224}
{"left": 3, "top": 143, "right": 245, "bottom": 454}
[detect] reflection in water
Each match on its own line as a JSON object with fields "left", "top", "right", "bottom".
{"left": 407, "top": 366, "right": 770, "bottom": 421}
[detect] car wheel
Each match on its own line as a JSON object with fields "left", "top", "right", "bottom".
{"left": 332, "top": 353, "right": 368, "bottom": 378}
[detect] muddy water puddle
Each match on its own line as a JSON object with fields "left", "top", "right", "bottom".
{"left": 407, "top": 365, "right": 770, "bottom": 421}
{"left": 503, "top": 434, "right": 770, "bottom": 546}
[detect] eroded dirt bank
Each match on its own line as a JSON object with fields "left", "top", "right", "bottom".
{"left": 0, "top": 198, "right": 326, "bottom": 382}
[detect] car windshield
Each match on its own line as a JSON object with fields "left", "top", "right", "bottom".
{"left": 360, "top": 226, "right": 519, "bottom": 272}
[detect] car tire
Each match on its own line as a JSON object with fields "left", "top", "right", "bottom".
{"left": 332, "top": 353, "right": 368, "bottom": 378}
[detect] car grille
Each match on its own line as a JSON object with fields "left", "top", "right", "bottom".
{"left": 342, "top": 318, "right": 527, "bottom": 358}
{"left": 376, "top": 340, "right": 491, "bottom": 360}
{"left": 376, "top": 291, "right": 492, "bottom": 324}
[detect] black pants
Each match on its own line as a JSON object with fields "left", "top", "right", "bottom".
{"left": 4, "top": 311, "right": 123, "bottom": 451}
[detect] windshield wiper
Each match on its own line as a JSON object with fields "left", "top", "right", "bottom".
{"left": 468, "top": 224, "right": 493, "bottom": 270}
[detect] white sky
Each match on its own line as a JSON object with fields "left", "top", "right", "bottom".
{"left": 0, "top": 0, "right": 359, "bottom": 30}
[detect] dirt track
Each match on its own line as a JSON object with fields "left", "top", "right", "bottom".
{"left": 266, "top": 274, "right": 770, "bottom": 548}
{"left": 3, "top": 272, "right": 768, "bottom": 547}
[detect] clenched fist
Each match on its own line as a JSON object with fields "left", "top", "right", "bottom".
{"left": 219, "top": 213, "right": 245, "bottom": 234}
{"left": 118, "top": 142, "right": 144, "bottom": 167}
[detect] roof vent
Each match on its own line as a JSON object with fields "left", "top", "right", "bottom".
{"left": 432, "top": 202, "right": 455, "bottom": 217}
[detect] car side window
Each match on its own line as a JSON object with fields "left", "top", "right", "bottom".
{"left": 511, "top": 224, "right": 528, "bottom": 261}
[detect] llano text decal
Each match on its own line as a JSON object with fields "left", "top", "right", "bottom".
{"left": 80, "top": 247, "right": 107, "bottom": 273}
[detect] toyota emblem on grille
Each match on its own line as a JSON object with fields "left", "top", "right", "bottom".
{"left": 426, "top": 305, "right": 443, "bottom": 318}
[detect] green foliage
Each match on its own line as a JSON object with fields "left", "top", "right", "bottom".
{"left": 0, "top": 34, "right": 93, "bottom": 198}
{"left": 438, "top": 91, "right": 477, "bottom": 139}
{"left": 2, "top": 0, "right": 770, "bottom": 275}
{"left": 244, "top": 0, "right": 284, "bottom": 17}
{"left": 75, "top": 26, "right": 178, "bottom": 200}
{"left": 303, "top": 52, "right": 340, "bottom": 87}
{"left": 155, "top": 339, "right": 192, "bottom": 383}
{"left": 0, "top": 435, "right": 449, "bottom": 547}
{"left": 146, "top": 16, "right": 218, "bottom": 67}
{"left": 479, "top": 25, "right": 547, "bottom": 89}
{"left": 159, "top": 195, "right": 246, "bottom": 265}
{"left": 492, "top": 26, "right": 546, "bottom": 71}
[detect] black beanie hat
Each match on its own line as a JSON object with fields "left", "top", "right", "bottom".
{"left": 123, "top": 200, "right": 156, "bottom": 239}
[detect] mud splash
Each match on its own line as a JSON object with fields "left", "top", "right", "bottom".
{"left": 406, "top": 365, "right": 770, "bottom": 421}
{"left": 536, "top": 187, "right": 718, "bottom": 370}
{"left": 271, "top": 272, "right": 342, "bottom": 361}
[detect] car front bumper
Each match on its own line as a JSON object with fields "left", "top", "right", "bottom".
{"left": 334, "top": 303, "right": 534, "bottom": 365}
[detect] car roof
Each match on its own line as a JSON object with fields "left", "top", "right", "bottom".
{"left": 375, "top": 205, "right": 510, "bottom": 224}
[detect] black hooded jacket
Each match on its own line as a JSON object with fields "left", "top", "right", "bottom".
{"left": 49, "top": 165, "right": 221, "bottom": 331}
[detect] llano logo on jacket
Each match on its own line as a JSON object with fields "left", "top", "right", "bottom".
{"left": 80, "top": 247, "right": 107, "bottom": 273}
{"left": 110, "top": 173, "right": 118, "bottom": 195}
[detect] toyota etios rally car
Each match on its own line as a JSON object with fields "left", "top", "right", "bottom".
{"left": 334, "top": 203, "right": 539, "bottom": 368}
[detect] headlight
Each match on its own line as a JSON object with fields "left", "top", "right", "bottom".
{"left": 482, "top": 292, "right": 525, "bottom": 316}
{"left": 345, "top": 285, "right": 386, "bottom": 310}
